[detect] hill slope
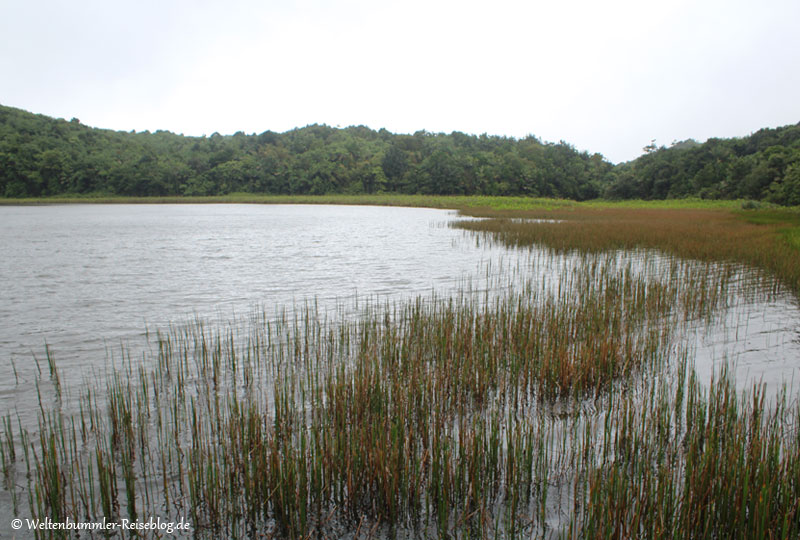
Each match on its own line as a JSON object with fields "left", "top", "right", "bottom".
{"left": 0, "top": 105, "right": 612, "bottom": 199}
{"left": 607, "top": 124, "right": 800, "bottom": 205}
{"left": 1, "top": 104, "right": 798, "bottom": 204}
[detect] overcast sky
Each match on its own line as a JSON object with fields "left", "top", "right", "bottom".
{"left": 1, "top": 0, "right": 798, "bottom": 163}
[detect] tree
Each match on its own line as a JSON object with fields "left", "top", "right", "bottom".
{"left": 38, "top": 149, "right": 69, "bottom": 194}
{"left": 381, "top": 145, "right": 409, "bottom": 191}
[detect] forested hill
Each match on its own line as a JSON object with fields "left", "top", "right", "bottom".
{"left": 607, "top": 123, "right": 800, "bottom": 205}
{"left": 0, "top": 105, "right": 612, "bottom": 199}
{"left": 1, "top": 104, "right": 799, "bottom": 204}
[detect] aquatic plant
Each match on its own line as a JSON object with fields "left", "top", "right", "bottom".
{"left": 2, "top": 208, "right": 799, "bottom": 538}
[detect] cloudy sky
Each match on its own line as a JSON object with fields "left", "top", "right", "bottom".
{"left": 1, "top": 0, "right": 798, "bottom": 163}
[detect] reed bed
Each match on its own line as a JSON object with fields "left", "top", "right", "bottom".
{"left": 455, "top": 207, "right": 800, "bottom": 294}
{"left": 3, "top": 243, "right": 798, "bottom": 539}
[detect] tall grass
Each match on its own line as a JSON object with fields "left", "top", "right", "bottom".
{"left": 0, "top": 193, "right": 766, "bottom": 211}
{"left": 455, "top": 206, "right": 800, "bottom": 294}
{"left": 3, "top": 244, "right": 798, "bottom": 538}
{"left": 0, "top": 193, "right": 579, "bottom": 209}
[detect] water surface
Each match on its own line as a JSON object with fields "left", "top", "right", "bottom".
{"left": 2, "top": 204, "right": 799, "bottom": 421}
{"left": 0, "top": 204, "right": 522, "bottom": 419}
{"left": 1, "top": 203, "right": 800, "bottom": 537}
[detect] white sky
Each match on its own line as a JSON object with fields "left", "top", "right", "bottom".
{"left": 1, "top": 0, "right": 799, "bottom": 163}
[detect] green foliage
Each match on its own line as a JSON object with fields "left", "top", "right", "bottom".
{"left": 2, "top": 104, "right": 798, "bottom": 204}
{"left": 606, "top": 124, "right": 800, "bottom": 205}
{"left": 0, "top": 105, "right": 613, "bottom": 199}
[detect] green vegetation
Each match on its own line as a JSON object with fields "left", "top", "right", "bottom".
{"left": 7, "top": 245, "right": 799, "bottom": 538}
{"left": 0, "top": 105, "right": 612, "bottom": 200}
{"left": 3, "top": 103, "right": 798, "bottom": 204}
{"left": 2, "top": 203, "right": 800, "bottom": 537}
{"left": 608, "top": 128, "right": 800, "bottom": 204}
{"left": 0, "top": 192, "right": 785, "bottom": 213}
{"left": 0, "top": 192, "right": 580, "bottom": 209}
{"left": 3, "top": 102, "right": 800, "bottom": 537}
{"left": 457, "top": 205, "right": 800, "bottom": 294}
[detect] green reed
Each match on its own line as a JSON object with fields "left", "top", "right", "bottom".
{"left": 2, "top": 248, "right": 798, "bottom": 538}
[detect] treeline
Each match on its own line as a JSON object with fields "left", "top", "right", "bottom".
{"left": 0, "top": 105, "right": 611, "bottom": 200}
{"left": 608, "top": 124, "right": 800, "bottom": 205}
{"left": 1, "top": 104, "right": 799, "bottom": 204}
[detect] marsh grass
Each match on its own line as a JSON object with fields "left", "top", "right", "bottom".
{"left": 2, "top": 202, "right": 800, "bottom": 538}
{"left": 455, "top": 206, "right": 800, "bottom": 294}
{"left": 0, "top": 193, "right": 578, "bottom": 210}
{"left": 2, "top": 241, "right": 798, "bottom": 539}
{"left": 0, "top": 193, "right": 761, "bottom": 211}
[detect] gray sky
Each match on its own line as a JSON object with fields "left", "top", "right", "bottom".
{"left": 2, "top": 0, "right": 799, "bottom": 163}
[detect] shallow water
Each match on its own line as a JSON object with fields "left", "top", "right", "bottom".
{"left": 1, "top": 204, "right": 799, "bottom": 537}
{"left": 689, "top": 290, "right": 800, "bottom": 393}
{"left": 2, "top": 204, "right": 799, "bottom": 417}
{"left": 0, "top": 204, "right": 530, "bottom": 421}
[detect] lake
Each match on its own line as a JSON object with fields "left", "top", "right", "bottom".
{"left": 1, "top": 203, "right": 799, "bottom": 537}
{"left": 2, "top": 204, "right": 798, "bottom": 419}
{"left": 1, "top": 204, "right": 532, "bottom": 420}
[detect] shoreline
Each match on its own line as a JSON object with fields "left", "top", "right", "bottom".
{"left": 0, "top": 193, "right": 762, "bottom": 211}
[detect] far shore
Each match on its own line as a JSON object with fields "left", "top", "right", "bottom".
{"left": 0, "top": 193, "right": 763, "bottom": 212}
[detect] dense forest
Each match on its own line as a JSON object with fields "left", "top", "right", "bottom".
{"left": 1, "top": 104, "right": 799, "bottom": 204}
{"left": 608, "top": 125, "right": 800, "bottom": 205}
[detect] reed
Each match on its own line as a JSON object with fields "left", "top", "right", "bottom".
{"left": 455, "top": 206, "right": 800, "bottom": 293}
{"left": 1, "top": 209, "right": 799, "bottom": 538}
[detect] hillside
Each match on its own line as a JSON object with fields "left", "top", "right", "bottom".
{"left": 0, "top": 105, "right": 612, "bottom": 199}
{"left": 1, "top": 104, "right": 798, "bottom": 204}
{"left": 607, "top": 124, "right": 800, "bottom": 205}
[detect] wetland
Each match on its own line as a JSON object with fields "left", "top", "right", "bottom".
{"left": 1, "top": 201, "right": 799, "bottom": 538}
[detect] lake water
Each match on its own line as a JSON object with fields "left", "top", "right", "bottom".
{"left": 1, "top": 204, "right": 532, "bottom": 420}
{"left": 2, "top": 203, "right": 798, "bottom": 420}
{"left": 1, "top": 203, "right": 800, "bottom": 536}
